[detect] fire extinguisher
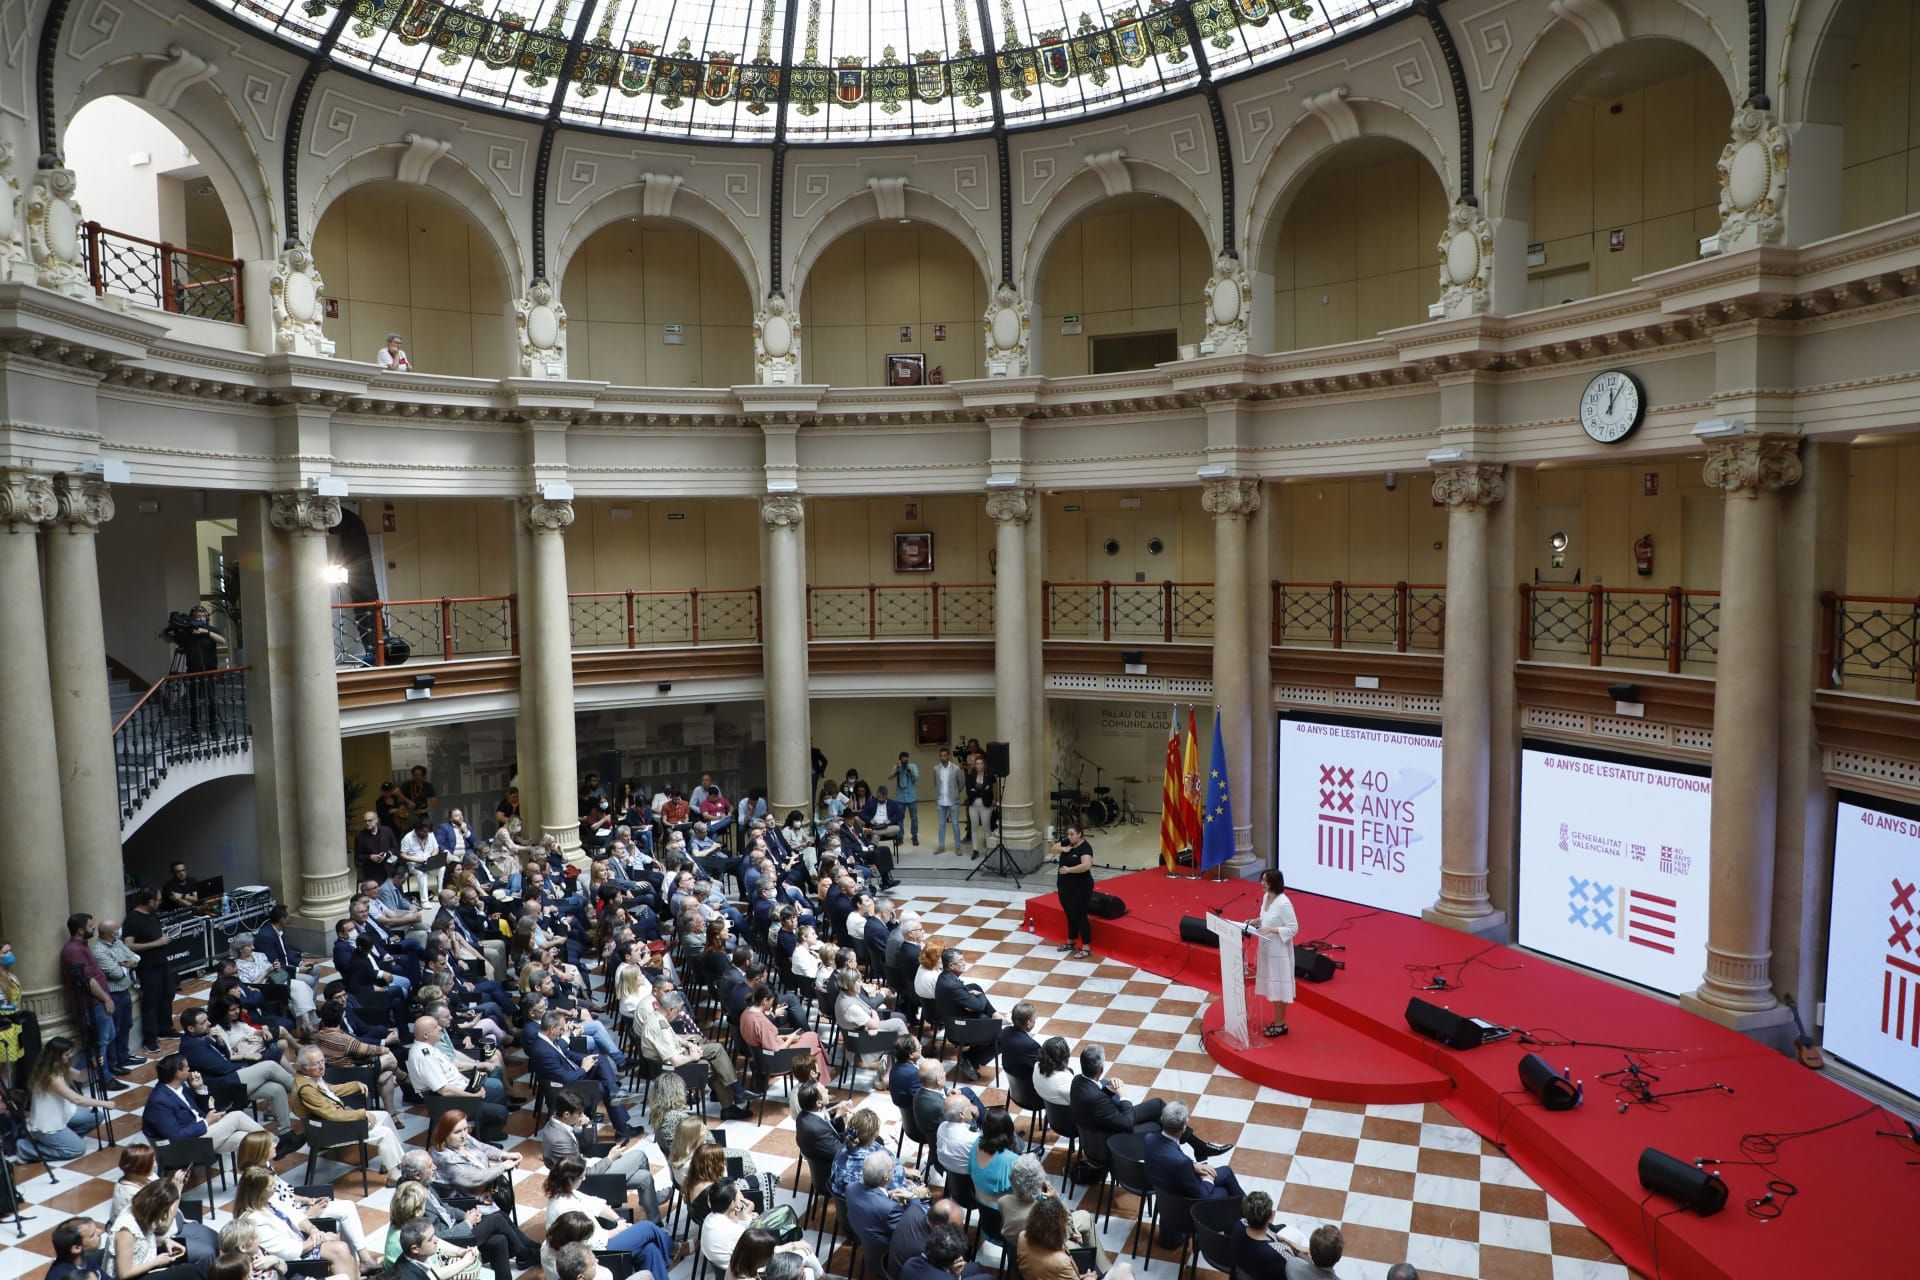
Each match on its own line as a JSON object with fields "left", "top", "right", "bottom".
{"left": 1634, "top": 533, "right": 1654, "bottom": 577}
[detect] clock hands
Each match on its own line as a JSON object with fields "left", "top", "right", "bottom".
{"left": 1606, "top": 380, "right": 1621, "bottom": 416}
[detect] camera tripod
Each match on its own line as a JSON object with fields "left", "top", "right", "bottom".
{"left": 0, "top": 1087, "right": 37, "bottom": 1237}
{"left": 967, "top": 801, "right": 1026, "bottom": 888}
{"left": 68, "top": 968, "right": 118, "bottom": 1152}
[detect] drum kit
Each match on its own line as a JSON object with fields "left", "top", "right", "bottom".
{"left": 1050, "top": 756, "right": 1146, "bottom": 832}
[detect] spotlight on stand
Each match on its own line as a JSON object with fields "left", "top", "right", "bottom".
{"left": 1121, "top": 649, "right": 1146, "bottom": 676}
{"left": 1517, "top": 1053, "right": 1583, "bottom": 1111}
{"left": 1637, "top": 1147, "right": 1728, "bottom": 1216}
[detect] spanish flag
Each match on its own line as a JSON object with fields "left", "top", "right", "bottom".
{"left": 1158, "top": 707, "right": 1185, "bottom": 871}
{"left": 1181, "top": 706, "right": 1203, "bottom": 857}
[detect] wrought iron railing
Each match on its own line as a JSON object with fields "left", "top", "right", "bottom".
{"left": 568, "top": 588, "right": 761, "bottom": 649}
{"left": 805, "top": 583, "right": 996, "bottom": 640}
{"left": 332, "top": 596, "right": 518, "bottom": 667}
{"left": 1040, "top": 582, "right": 1215, "bottom": 641}
{"left": 84, "top": 221, "right": 243, "bottom": 323}
{"left": 1519, "top": 584, "right": 1721, "bottom": 672}
{"left": 111, "top": 667, "right": 251, "bottom": 824}
{"left": 1270, "top": 582, "right": 1446, "bottom": 652}
{"left": 1822, "top": 592, "right": 1920, "bottom": 699}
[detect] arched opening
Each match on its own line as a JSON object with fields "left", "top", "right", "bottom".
{"left": 560, "top": 218, "right": 755, "bottom": 387}
{"left": 1832, "top": 0, "right": 1920, "bottom": 232}
{"left": 1263, "top": 138, "right": 1447, "bottom": 352}
{"left": 311, "top": 181, "right": 513, "bottom": 378}
{"left": 1506, "top": 41, "right": 1732, "bottom": 307}
{"left": 62, "top": 96, "right": 245, "bottom": 321}
{"left": 1035, "top": 194, "right": 1210, "bottom": 376}
{"left": 798, "top": 222, "right": 990, "bottom": 387}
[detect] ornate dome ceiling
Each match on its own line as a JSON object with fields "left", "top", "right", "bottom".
{"left": 211, "top": 0, "right": 1410, "bottom": 141}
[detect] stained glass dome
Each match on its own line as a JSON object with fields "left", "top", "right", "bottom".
{"left": 213, "top": 0, "right": 1411, "bottom": 141}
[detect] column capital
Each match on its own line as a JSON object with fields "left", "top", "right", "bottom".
{"left": 984, "top": 486, "right": 1033, "bottom": 525}
{"left": 520, "top": 495, "right": 576, "bottom": 533}
{"left": 1200, "top": 476, "right": 1261, "bottom": 519}
{"left": 48, "top": 474, "right": 114, "bottom": 530}
{"left": 1430, "top": 464, "right": 1506, "bottom": 511}
{"left": 1702, "top": 435, "right": 1802, "bottom": 497}
{"left": 760, "top": 493, "right": 804, "bottom": 529}
{"left": 0, "top": 469, "right": 57, "bottom": 531}
{"left": 269, "top": 490, "right": 342, "bottom": 535}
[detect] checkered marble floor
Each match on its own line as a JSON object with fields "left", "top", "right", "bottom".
{"left": 0, "top": 887, "right": 1637, "bottom": 1280}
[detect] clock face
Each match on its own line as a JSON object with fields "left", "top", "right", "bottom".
{"left": 1580, "top": 370, "right": 1644, "bottom": 443}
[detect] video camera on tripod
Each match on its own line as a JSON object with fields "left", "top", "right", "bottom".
{"left": 158, "top": 609, "right": 204, "bottom": 647}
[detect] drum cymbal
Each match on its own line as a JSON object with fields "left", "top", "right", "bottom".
{"left": 1114, "top": 775, "right": 1146, "bottom": 783}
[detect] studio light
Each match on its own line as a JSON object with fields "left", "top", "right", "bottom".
{"left": 323, "top": 563, "right": 350, "bottom": 585}
{"left": 1518, "top": 1052, "right": 1583, "bottom": 1111}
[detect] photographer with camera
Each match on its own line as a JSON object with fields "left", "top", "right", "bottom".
{"left": 160, "top": 603, "right": 227, "bottom": 738}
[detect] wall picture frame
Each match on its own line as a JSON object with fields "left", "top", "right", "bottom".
{"left": 915, "top": 710, "right": 950, "bottom": 746}
{"left": 894, "top": 531, "right": 934, "bottom": 573}
{"left": 886, "top": 353, "right": 926, "bottom": 386}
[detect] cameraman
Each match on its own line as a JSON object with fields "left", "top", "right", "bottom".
{"left": 164, "top": 604, "right": 227, "bottom": 736}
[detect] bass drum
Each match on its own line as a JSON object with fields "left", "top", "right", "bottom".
{"left": 1085, "top": 795, "right": 1120, "bottom": 828}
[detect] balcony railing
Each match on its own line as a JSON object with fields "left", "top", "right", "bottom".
{"left": 1041, "top": 582, "right": 1216, "bottom": 641}
{"left": 569, "top": 588, "right": 760, "bottom": 649}
{"left": 1822, "top": 592, "right": 1920, "bottom": 699}
{"left": 85, "top": 221, "right": 243, "bottom": 323}
{"left": 806, "top": 583, "right": 995, "bottom": 640}
{"left": 1519, "top": 584, "right": 1720, "bottom": 672}
{"left": 1271, "top": 581, "right": 1445, "bottom": 652}
{"left": 332, "top": 596, "right": 518, "bottom": 666}
{"left": 112, "top": 667, "right": 251, "bottom": 824}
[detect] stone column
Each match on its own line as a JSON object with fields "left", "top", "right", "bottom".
{"left": 1427, "top": 465, "right": 1507, "bottom": 932}
{"left": 269, "top": 491, "right": 352, "bottom": 924}
{"left": 43, "top": 475, "right": 124, "bottom": 923}
{"left": 518, "top": 495, "right": 582, "bottom": 859}
{"left": 1684, "top": 436, "right": 1803, "bottom": 1027}
{"left": 1202, "top": 477, "right": 1261, "bottom": 875}
{"left": 0, "top": 471, "right": 75, "bottom": 1029}
{"left": 760, "top": 494, "right": 812, "bottom": 818}
{"left": 988, "top": 487, "right": 1040, "bottom": 854}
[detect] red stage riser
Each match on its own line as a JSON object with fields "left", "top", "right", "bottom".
{"left": 1022, "top": 868, "right": 1911, "bottom": 1280}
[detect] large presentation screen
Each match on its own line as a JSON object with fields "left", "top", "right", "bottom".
{"left": 1823, "top": 794, "right": 1920, "bottom": 1097}
{"left": 1516, "top": 745, "right": 1712, "bottom": 996}
{"left": 1276, "top": 716, "right": 1443, "bottom": 917}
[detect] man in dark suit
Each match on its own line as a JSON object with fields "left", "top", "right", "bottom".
{"left": 933, "top": 950, "right": 997, "bottom": 1081}
{"left": 524, "top": 1008, "right": 636, "bottom": 1136}
{"left": 1069, "top": 1044, "right": 1230, "bottom": 1163}
{"left": 901, "top": 1225, "right": 992, "bottom": 1280}
{"left": 886, "top": 1198, "right": 970, "bottom": 1280}
{"left": 1143, "top": 1100, "right": 1243, "bottom": 1247}
{"left": 178, "top": 1006, "right": 296, "bottom": 1138}
{"left": 999, "top": 1002, "right": 1042, "bottom": 1084}
{"left": 142, "top": 1051, "right": 269, "bottom": 1154}
{"left": 864, "top": 899, "right": 895, "bottom": 957}
{"left": 913, "top": 1059, "right": 982, "bottom": 1140}
{"left": 795, "top": 1082, "right": 848, "bottom": 1174}
{"left": 847, "top": 1151, "right": 927, "bottom": 1256}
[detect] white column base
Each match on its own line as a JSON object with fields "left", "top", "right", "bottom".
{"left": 1419, "top": 907, "right": 1509, "bottom": 941}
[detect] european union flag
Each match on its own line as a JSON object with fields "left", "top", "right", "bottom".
{"left": 1200, "top": 710, "right": 1234, "bottom": 870}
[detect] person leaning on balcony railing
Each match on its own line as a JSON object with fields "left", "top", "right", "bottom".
{"left": 377, "top": 333, "right": 412, "bottom": 372}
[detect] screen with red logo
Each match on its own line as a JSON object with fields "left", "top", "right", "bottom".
{"left": 1516, "top": 744, "right": 1712, "bottom": 996}
{"left": 1276, "top": 715, "right": 1442, "bottom": 917}
{"left": 1823, "top": 794, "right": 1920, "bottom": 1097}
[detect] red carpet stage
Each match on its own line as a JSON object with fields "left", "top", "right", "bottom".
{"left": 1024, "top": 869, "right": 1914, "bottom": 1280}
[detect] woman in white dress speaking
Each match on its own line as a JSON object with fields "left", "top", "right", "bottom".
{"left": 1251, "top": 869, "right": 1299, "bottom": 1038}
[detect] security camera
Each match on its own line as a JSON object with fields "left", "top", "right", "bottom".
{"left": 1384, "top": 472, "right": 1398, "bottom": 492}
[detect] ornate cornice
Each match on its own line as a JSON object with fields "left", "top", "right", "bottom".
{"left": 1200, "top": 476, "right": 1261, "bottom": 519}
{"left": 984, "top": 486, "right": 1033, "bottom": 525}
{"left": 1431, "top": 465, "right": 1506, "bottom": 511}
{"left": 48, "top": 474, "right": 113, "bottom": 530}
{"left": 520, "top": 496, "right": 576, "bottom": 533}
{"left": 268, "top": 490, "right": 342, "bottom": 534}
{"left": 1702, "top": 436, "right": 1803, "bottom": 497}
{"left": 760, "top": 493, "right": 804, "bottom": 528}
{"left": 0, "top": 470, "right": 57, "bottom": 531}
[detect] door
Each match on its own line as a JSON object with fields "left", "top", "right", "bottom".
{"left": 1530, "top": 501, "right": 1585, "bottom": 658}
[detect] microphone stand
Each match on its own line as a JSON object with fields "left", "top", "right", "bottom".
{"left": 0, "top": 1087, "right": 39, "bottom": 1235}
{"left": 1599, "top": 1055, "right": 1733, "bottom": 1113}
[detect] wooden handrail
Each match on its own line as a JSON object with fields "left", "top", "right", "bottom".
{"left": 329, "top": 593, "right": 513, "bottom": 608}
{"left": 84, "top": 220, "right": 243, "bottom": 270}
{"left": 112, "top": 664, "right": 251, "bottom": 735}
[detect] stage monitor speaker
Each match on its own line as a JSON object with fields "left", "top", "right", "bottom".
{"left": 984, "top": 740, "right": 1012, "bottom": 776}
{"left": 1405, "top": 997, "right": 1483, "bottom": 1050}
{"left": 1517, "top": 1052, "right": 1583, "bottom": 1111}
{"left": 1637, "top": 1147, "right": 1727, "bottom": 1216}
{"left": 1294, "top": 946, "right": 1337, "bottom": 984}
{"left": 1179, "top": 915, "right": 1219, "bottom": 947}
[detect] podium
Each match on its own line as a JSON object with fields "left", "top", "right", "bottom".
{"left": 1207, "top": 912, "right": 1252, "bottom": 1049}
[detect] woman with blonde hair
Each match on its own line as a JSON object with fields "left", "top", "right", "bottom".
{"left": 235, "top": 1130, "right": 380, "bottom": 1267}
{"left": 384, "top": 1181, "right": 483, "bottom": 1279}
{"left": 231, "top": 1165, "right": 360, "bottom": 1278}
{"left": 614, "top": 957, "right": 651, "bottom": 1022}
{"left": 216, "top": 1219, "right": 286, "bottom": 1277}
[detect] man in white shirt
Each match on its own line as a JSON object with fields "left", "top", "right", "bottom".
{"left": 369, "top": 873, "right": 430, "bottom": 943}
{"left": 376, "top": 333, "right": 411, "bottom": 371}
{"left": 405, "top": 1016, "right": 506, "bottom": 1135}
{"left": 931, "top": 748, "right": 964, "bottom": 854}
{"left": 397, "top": 817, "right": 440, "bottom": 902}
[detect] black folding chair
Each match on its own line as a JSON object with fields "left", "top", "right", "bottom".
{"left": 156, "top": 1135, "right": 222, "bottom": 1192}
{"left": 302, "top": 1113, "right": 374, "bottom": 1195}
{"left": 945, "top": 1017, "right": 1003, "bottom": 1088}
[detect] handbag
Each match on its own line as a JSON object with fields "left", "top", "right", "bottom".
{"left": 751, "top": 1203, "right": 804, "bottom": 1244}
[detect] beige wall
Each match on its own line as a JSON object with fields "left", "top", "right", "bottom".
{"left": 1528, "top": 460, "right": 1723, "bottom": 588}
{"left": 1269, "top": 147, "right": 1448, "bottom": 352}
{"left": 809, "top": 696, "right": 997, "bottom": 799}
{"left": 804, "top": 495, "right": 996, "bottom": 584}
{"left": 560, "top": 219, "right": 755, "bottom": 386}
{"left": 800, "top": 226, "right": 989, "bottom": 387}
{"left": 1039, "top": 200, "right": 1210, "bottom": 376}
{"left": 1842, "top": 0, "right": 1920, "bottom": 232}
{"left": 1044, "top": 489, "right": 1212, "bottom": 582}
{"left": 1275, "top": 475, "right": 1450, "bottom": 584}
{"left": 313, "top": 182, "right": 510, "bottom": 378}
{"left": 1526, "top": 62, "right": 1729, "bottom": 306}
{"left": 1844, "top": 438, "right": 1920, "bottom": 596}
{"left": 371, "top": 499, "right": 515, "bottom": 600}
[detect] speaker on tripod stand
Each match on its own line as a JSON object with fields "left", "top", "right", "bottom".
{"left": 968, "top": 742, "right": 1028, "bottom": 886}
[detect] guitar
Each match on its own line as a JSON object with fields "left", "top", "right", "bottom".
{"left": 1783, "top": 992, "right": 1825, "bottom": 1069}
